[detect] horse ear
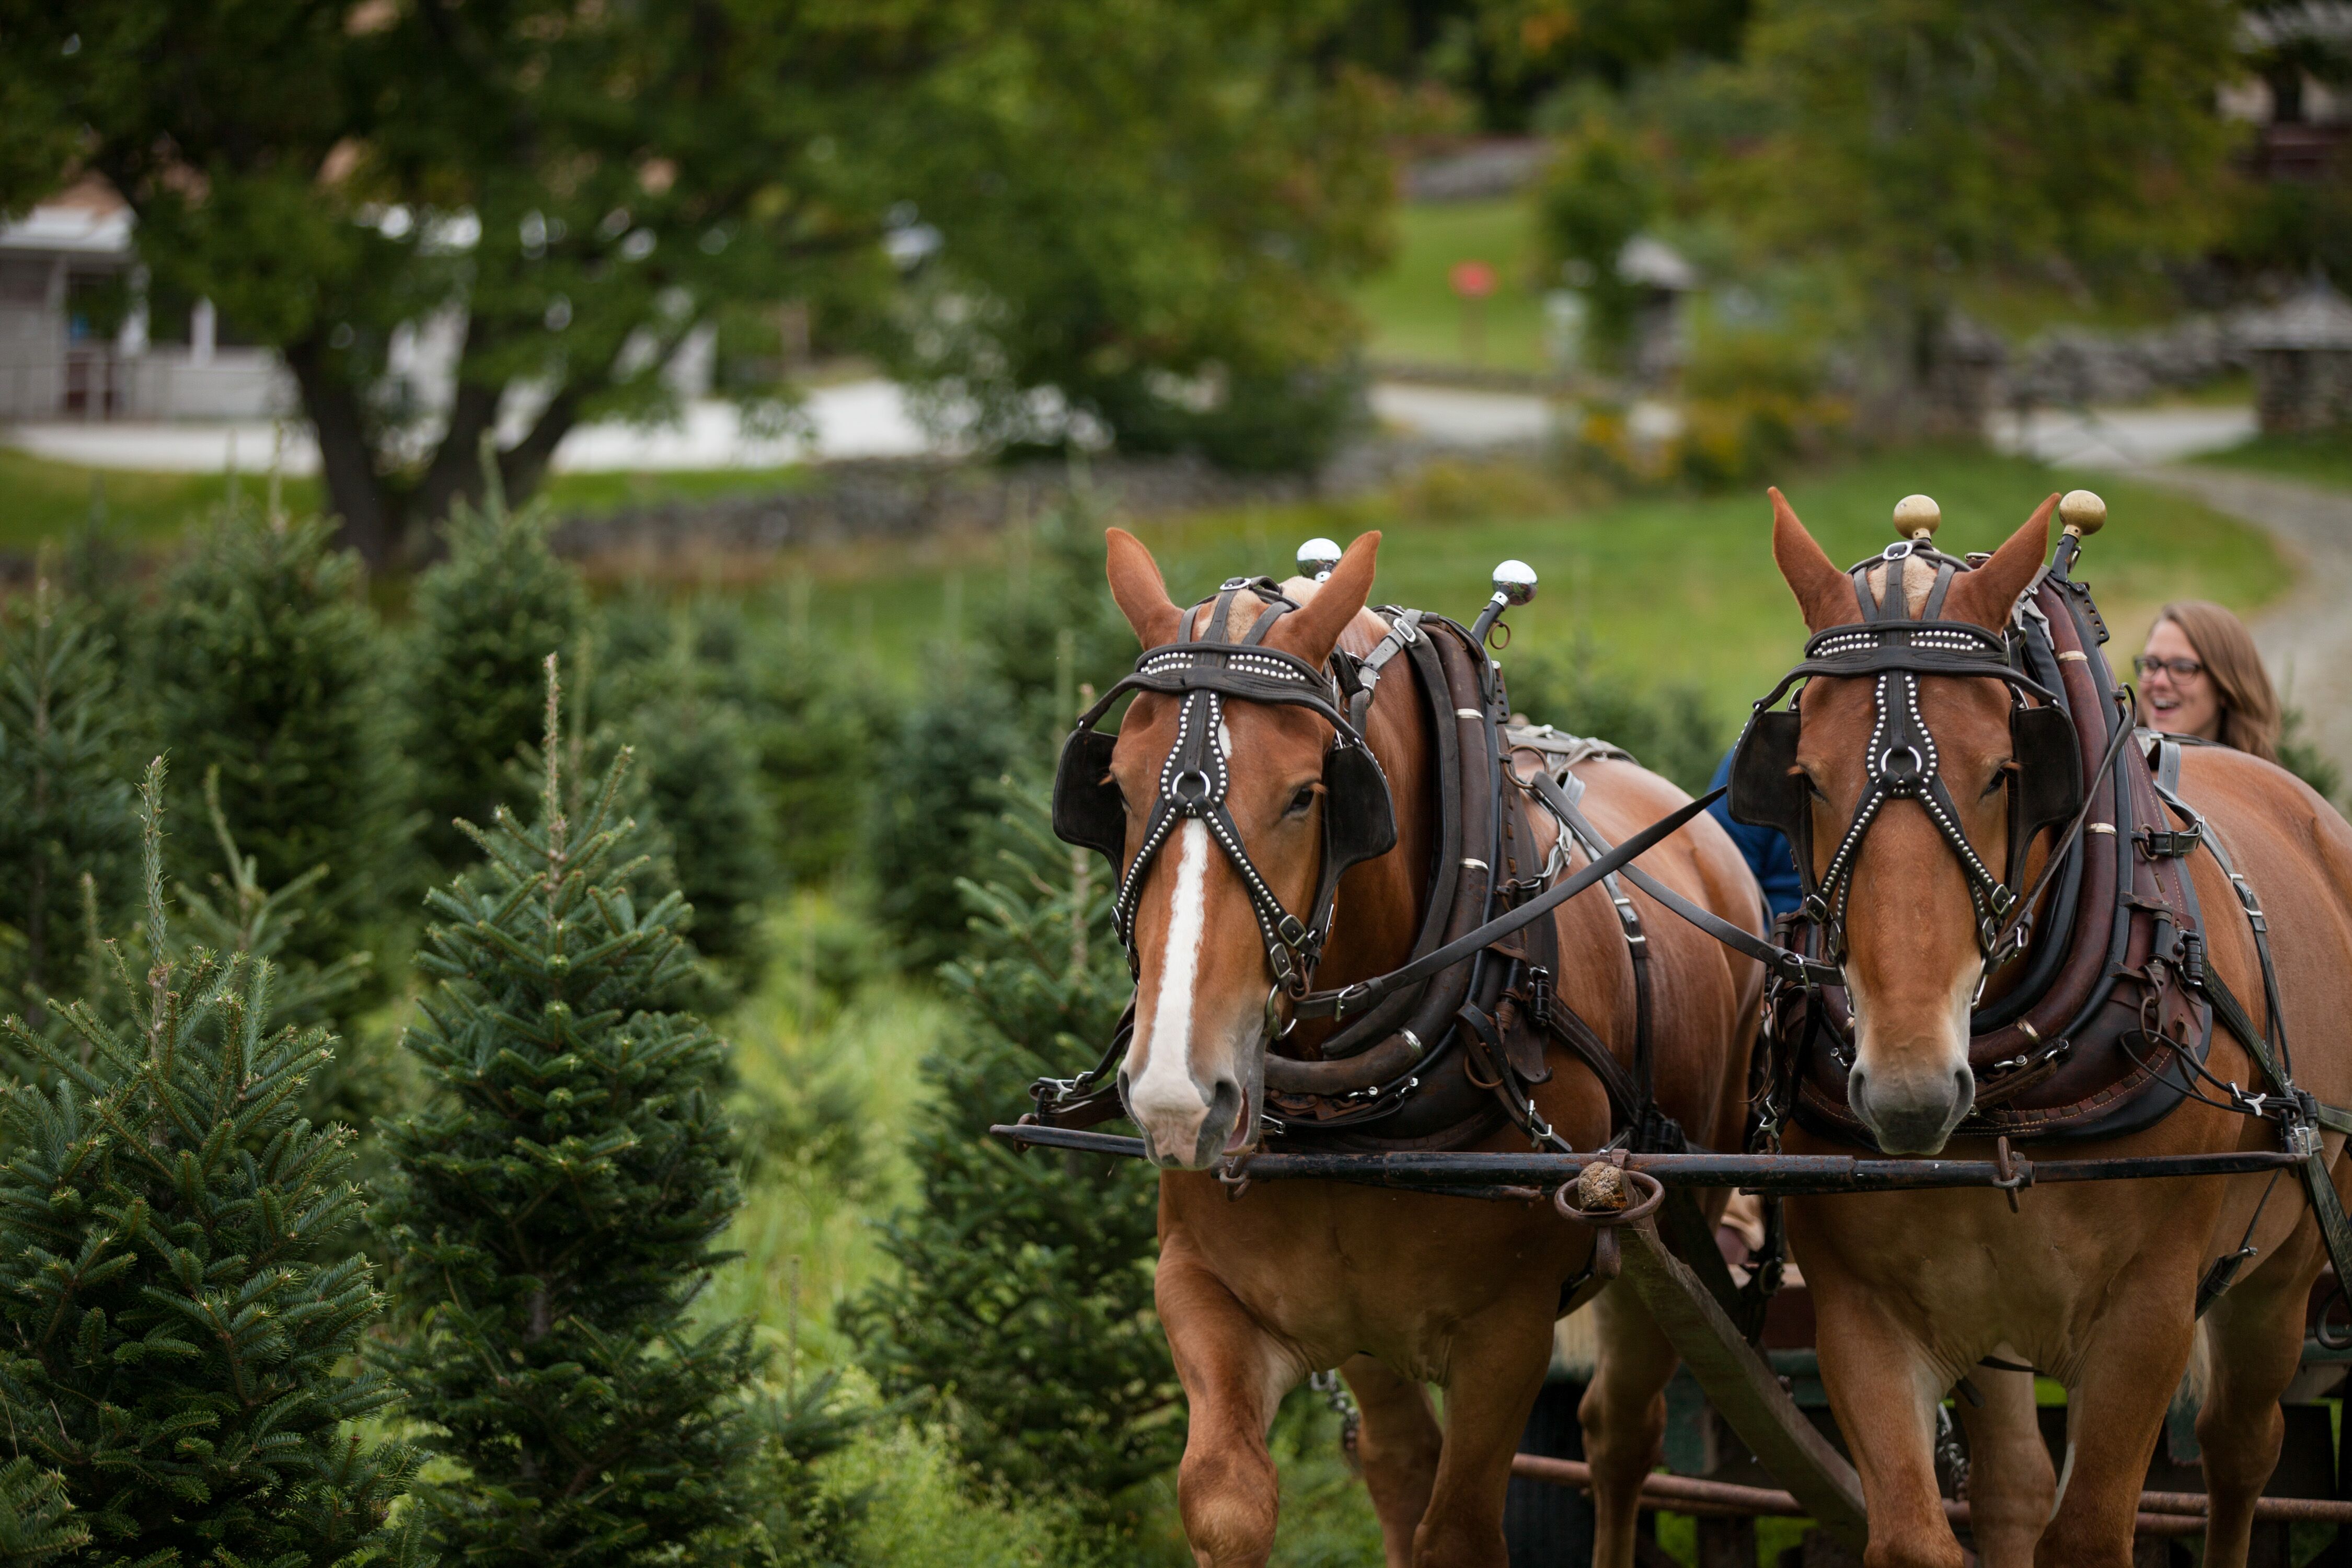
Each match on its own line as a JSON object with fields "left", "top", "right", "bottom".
{"left": 1104, "top": 527, "right": 1183, "bottom": 647}
{"left": 1945, "top": 495, "right": 2055, "bottom": 631}
{"left": 1270, "top": 531, "right": 1379, "bottom": 667}
{"left": 1770, "top": 487, "right": 1859, "bottom": 632}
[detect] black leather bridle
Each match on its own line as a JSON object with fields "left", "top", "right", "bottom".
{"left": 1729, "top": 539, "right": 2086, "bottom": 967}
{"left": 1053, "top": 577, "right": 1397, "bottom": 996}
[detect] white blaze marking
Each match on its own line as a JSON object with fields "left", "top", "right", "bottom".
{"left": 1132, "top": 818, "right": 1213, "bottom": 1123}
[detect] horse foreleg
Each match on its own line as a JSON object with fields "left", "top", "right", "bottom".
{"left": 1578, "top": 1281, "right": 1680, "bottom": 1568}
{"left": 2195, "top": 1239, "right": 2325, "bottom": 1568}
{"left": 1158, "top": 1247, "right": 1299, "bottom": 1568}
{"left": 1412, "top": 1290, "right": 1557, "bottom": 1568}
{"left": 1811, "top": 1290, "right": 1963, "bottom": 1568}
{"left": 1951, "top": 1362, "right": 2053, "bottom": 1568}
{"left": 1343, "top": 1353, "right": 1442, "bottom": 1568}
{"left": 2035, "top": 1283, "right": 2196, "bottom": 1568}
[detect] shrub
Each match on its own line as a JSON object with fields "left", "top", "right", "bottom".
{"left": 847, "top": 783, "right": 1180, "bottom": 1515}
{"left": 403, "top": 483, "right": 589, "bottom": 874}
{"left": 1507, "top": 642, "right": 1724, "bottom": 794}
{"left": 0, "top": 763, "right": 420, "bottom": 1567}
{"left": 375, "top": 661, "right": 803, "bottom": 1565}
{"left": 137, "top": 508, "right": 412, "bottom": 995}
{"left": 170, "top": 767, "right": 389, "bottom": 1138}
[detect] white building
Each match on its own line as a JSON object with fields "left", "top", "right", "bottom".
{"left": 0, "top": 177, "right": 296, "bottom": 422}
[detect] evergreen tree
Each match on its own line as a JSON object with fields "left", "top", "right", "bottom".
{"left": 864, "top": 675, "right": 1022, "bottom": 969}
{"left": 847, "top": 783, "right": 1179, "bottom": 1512}
{"left": 0, "top": 1458, "right": 88, "bottom": 1565}
{"left": 172, "top": 767, "right": 390, "bottom": 1137}
{"left": 0, "top": 762, "right": 421, "bottom": 1567}
{"left": 593, "top": 600, "right": 776, "bottom": 986}
{"left": 0, "top": 573, "right": 138, "bottom": 1025}
{"left": 139, "top": 507, "right": 412, "bottom": 992}
{"left": 375, "top": 660, "right": 785, "bottom": 1565}
{"left": 405, "top": 478, "right": 588, "bottom": 874}
{"left": 864, "top": 497, "right": 1140, "bottom": 969}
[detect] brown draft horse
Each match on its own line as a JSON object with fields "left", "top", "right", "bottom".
{"left": 1765, "top": 491, "right": 2352, "bottom": 1568}
{"left": 1097, "top": 526, "right": 1763, "bottom": 1567}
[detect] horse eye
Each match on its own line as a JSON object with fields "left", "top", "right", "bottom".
{"left": 1982, "top": 763, "right": 2016, "bottom": 800}
{"left": 1288, "top": 784, "right": 1319, "bottom": 816}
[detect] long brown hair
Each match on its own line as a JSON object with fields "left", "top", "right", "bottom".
{"left": 2141, "top": 600, "right": 2279, "bottom": 762}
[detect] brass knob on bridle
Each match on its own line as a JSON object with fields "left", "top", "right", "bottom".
{"left": 1893, "top": 494, "right": 1941, "bottom": 543}
{"left": 2058, "top": 490, "right": 2106, "bottom": 539}
{"left": 1297, "top": 537, "right": 1343, "bottom": 583}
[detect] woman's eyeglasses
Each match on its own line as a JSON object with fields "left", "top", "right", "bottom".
{"left": 2134, "top": 655, "right": 2204, "bottom": 680}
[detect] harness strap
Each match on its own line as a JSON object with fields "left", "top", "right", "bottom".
{"left": 1293, "top": 789, "right": 1727, "bottom": 1021}
{"left": 1528, "top": 770, "right": 1840, "bottom": 987}
{"left": 2147, "top": 739, "right": 2352, "bottom": 1309}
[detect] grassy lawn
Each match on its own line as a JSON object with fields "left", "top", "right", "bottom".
{"left": 773, "top": 446, "right": 2287, "bottom": 728}
{"left": 1353, "top": 197, "right": 1554, "bottom": 375}
{"left": 6, "top": 437, "right": 2288, "bottom": 733}
{"left": 2194, "top": 430, "right": 2352, "bottom": 492}
{"left": 0, "top": 448, "right": 327, "bottom": 552}
{"left": 0, "top": 445, "right": 820, "bottom": 554}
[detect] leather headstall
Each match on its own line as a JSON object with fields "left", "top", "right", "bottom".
{"left": 1054, "top": 576, "right": 1396, "bottom": 996}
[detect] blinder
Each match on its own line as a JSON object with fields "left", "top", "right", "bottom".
{"left": 1053, "top": 727, "right": 1125, "bottom": 865}
{"left": 1051, "top": 576, "right": 1400, "bottom": 992}
{"left": 1729, "top": 698, "right": 2083, "bottom": 856}
{"left": 2009, "top": 701, "right": 2084, "bottom": 846}
{"left": 1052, "top": 719, "right": 1398, "bottom": 882}
{"left": 1728, "top": 709, "right": 1806, "bottom": 845}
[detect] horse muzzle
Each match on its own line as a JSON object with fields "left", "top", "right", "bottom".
{"left": 1120, "top": 1033, "right": 1267, "bottom": 1171}
{"left": 1848, "top": 1056, "right": 1976, "bottom": 1156}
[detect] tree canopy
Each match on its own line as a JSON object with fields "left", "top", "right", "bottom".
{"left": 2, "top": 0, "right": 1393, "bottom": 565}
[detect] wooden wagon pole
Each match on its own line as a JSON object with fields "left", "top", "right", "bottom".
{"left": 1607, "top": 1214, "right": 1871, "bottom": 1551}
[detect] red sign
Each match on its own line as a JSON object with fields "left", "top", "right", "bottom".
{"left": 1449, "top": 260, "right": 1496, "bottom": 299}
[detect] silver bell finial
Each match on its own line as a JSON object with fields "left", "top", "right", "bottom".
{"left": 1469, "top": 559, "right": 1538, "bottom": 647}
{"left": 1297, "top": 537, "right": 1343, "bottom": 582}
{"left": 1492, "top": 559, "right": 1538, "bottom": 606}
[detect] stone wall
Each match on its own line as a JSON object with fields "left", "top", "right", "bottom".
{"left": 545, "top": 441, "right": 1442, "bottom": 561}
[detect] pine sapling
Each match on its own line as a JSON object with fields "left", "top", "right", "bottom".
{"left": 0, "top": 760, "right": 420, "bottom": 1567}
{"left": 376, "top": 657, "right": 778, "bottom": 1566}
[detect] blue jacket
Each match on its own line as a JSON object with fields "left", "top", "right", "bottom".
{"left": 1705, "top": 748, "right": 1803, "bottom": 921}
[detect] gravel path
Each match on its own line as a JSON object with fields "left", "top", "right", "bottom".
{"left": 2127, "top": 465, "right": 2352, "bottom": 785}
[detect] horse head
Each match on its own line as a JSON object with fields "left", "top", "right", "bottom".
{"left": 1098, "top": 526, "right": 1385, "bottom": 1169}
{"left": 1767, "top": 488, "right": 2056, "bottom": 1155}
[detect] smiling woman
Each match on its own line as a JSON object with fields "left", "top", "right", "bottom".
{"left": 2135, "top": 599, "right": 2281, "bottom": 762}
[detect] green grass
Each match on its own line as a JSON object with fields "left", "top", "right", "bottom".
{"left": 775, "top": 446, "right": 2288, "bottom": 728}
{"left": 0, "top": 446, "right": 820, "bottom": 555}
{"left": 2194, "top": 430, "right": 2352, "bottom": 493}
{"left": 1353, "top": 198, "right": 1554, "bottom": 375}
{"left": 0, "top": 449, "right": 326, "bottom": 552}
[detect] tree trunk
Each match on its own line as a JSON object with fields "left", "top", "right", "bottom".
{"left": 412, "top": 314, "right": 506, "bottom": 529}
{"left": 498, "top": 387, "right": 582, "bottom": 506}
{"left": 282, "top": 335, "right": 405, "bottom": 569}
